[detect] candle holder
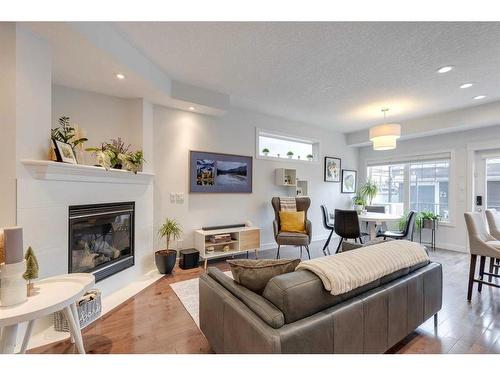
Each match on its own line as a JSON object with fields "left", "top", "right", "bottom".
{"left": 0, "top": 259, "right": 28, "bottom": 306}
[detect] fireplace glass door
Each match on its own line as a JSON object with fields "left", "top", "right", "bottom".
{"left": 69, "top": 202, "right": 135, "bottom": 282}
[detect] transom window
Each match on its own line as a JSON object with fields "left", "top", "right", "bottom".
{"left": 367, "top": 155, "right": 451, "bottom": 221}
{"left": 256, "top": 129, "right": 319, "bottom": 162}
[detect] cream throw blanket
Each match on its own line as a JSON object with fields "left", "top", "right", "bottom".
{"left": 296, "top": 240, "right": 430, "bottom": 295}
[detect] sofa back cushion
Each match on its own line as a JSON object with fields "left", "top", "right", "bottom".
{"left": 262, "top": 261, "right": 429, "bottom": 324}
{"left": 227, "top": 258, "right": 300, "bottom": 294}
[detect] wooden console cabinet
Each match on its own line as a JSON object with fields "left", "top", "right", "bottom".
{"left": 194, "top": 226, "right": 260, "bottom": 269}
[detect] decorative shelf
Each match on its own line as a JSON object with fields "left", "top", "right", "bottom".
{"left": 21, "top": 160, "right": 154, "bottom": 185}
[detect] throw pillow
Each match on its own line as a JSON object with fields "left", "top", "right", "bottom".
{"left": 227, "top": 258, "right": 301, "bottom": 294}
{"left": 279, "top": 211, "right": 306, "bottom": 233}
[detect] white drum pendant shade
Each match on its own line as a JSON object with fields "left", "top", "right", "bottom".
{"left": 369, "top": 123, "right": 401, "bottom": 151}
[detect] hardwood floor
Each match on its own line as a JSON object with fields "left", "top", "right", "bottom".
{"left": 29, "top": 242, "right": 500, "bottom": 354}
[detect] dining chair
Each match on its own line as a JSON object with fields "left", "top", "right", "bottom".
{"left": 333, "top": 209, "right": 368, "bottom": 254}
{"left": 485, "top": 209, "right": 500, "bottom": 281}
{"left": 377, "top": 210, "right": 417, "bottom": 241}
{"left": 464, "top": 212, "right": 500, "bottom": 301}
{"left": 271, "top": 197, "right": 312, "bottom": 259}
{"left": 320, "top": 205, "right": 334, "bottom": 256}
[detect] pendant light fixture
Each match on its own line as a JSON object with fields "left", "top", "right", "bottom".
{"left": 369, "top": 108, "right": 401, "bottom": 151}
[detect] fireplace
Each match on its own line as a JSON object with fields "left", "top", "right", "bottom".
{"left": 69, "top": 202, "right": 135, "bottom": 282}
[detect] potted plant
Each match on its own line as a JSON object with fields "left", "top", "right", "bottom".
{"left": 359, "top": 181, "right": 378, "bottom": 205}
{"left": 306, "top": 154, "right": 314, "bottom": 161}
{"left": 287, "top": 151, "right": 294, "bottom": 159}
{"left": 156, "top": 218, "right": 183, "bottom": 274}
{"left": 262, "top": 148, "right": 270, "bottom": 156}
{"left": 419, "top": 211, "right": 440, "bottom": 230}
{"left": 51, "top": 116, "right": 88, "bottom": 152}
{"left": 352, "top": 194, "right": 366, "bottom": 214}
{"left": 86, "top": 137, "right": 131, "bottom": 170}
{"left": 119, "top": 150, "right": 145, "bottom": 174}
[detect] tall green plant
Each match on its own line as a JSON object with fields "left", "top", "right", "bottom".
{"left": 51, "top": 116, "right": 88, "bottom": 151}
{"left": 359, "top": 181, "right": 378, "bottom": 205}
{"left": 158, "top": 218, "right": 183, "bottom": 250}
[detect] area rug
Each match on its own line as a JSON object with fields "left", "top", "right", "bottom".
{"left": 170, "top": 271, "right": 232, "bottom": 328}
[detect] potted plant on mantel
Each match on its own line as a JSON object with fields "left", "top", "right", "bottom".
{"left": 287, "top": 151, "right": 294, "bottom": 159}
{"left": 262, "top": 148, "right": 270, "bottom": 156}
{"left": 155, "top": 218, "right": 183, "bottom": 274}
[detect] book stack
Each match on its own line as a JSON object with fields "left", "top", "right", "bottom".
{"left": 208, "top": 234, "right": 232, "bottom": 243}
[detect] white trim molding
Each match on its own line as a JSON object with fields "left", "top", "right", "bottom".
{"left": 20, "top": 160, "right": 154, "bottom": 185}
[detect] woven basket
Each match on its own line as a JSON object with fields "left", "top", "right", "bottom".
{"left": 54, "top": 289, "right": 102, "bottom": 332}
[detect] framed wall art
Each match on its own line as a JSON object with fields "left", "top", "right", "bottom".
{"left": 341, "top": 169, "right": 357, "bottom": 193}
{"left": 324, "top": 156, "right": 341, "bottom": 182}
{"left": 189, "top": 151, "right": 253, "bottom": 193}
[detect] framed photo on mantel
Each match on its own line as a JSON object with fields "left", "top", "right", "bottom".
{"left": 341, "top": 169, "right": 357, "bottom": 194}
{"left": 324, "top": 156, "right": 341, "bottom": 182}
{"left": 189, "top": 151, "right": 253, "bottom": 193}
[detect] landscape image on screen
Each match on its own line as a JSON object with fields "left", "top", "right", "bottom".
{"left": 215, "top": 161, "right": 248, "bottom": 186}
{"left": 196, "top": 159, "right": 216, "bottom": 185}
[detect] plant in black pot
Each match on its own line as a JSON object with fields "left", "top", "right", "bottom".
{"left": 156, "top": 218, "right": 183, "bottom": 274}
{"left": 419, "top": 211, "right": 440, "bottom": 230}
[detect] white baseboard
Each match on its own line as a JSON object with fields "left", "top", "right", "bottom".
{"left": 259, "top": 234, "right": 336, "bottom": 252}
{"left": 434, "top": 242, "right": 467, "bottom": 253}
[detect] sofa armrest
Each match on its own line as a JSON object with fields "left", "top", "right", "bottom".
{"left": 207, "top": 267, "right": 285, "bottom": 328}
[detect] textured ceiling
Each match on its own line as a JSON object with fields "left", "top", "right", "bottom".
{"left": 113, "top": 22, "right": 500, "bottom": 132}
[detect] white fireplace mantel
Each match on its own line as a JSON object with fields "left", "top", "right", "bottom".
{"left": 20, "top": 160, "right": 154, "bottom": 184}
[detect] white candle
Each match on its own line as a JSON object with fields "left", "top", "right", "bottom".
{"left": 4, "top": 227, "right": 23, "bottom": 264}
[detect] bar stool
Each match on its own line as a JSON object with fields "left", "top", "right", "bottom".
{"left": 464, "top": 212, "right": 500, "bottom": 301}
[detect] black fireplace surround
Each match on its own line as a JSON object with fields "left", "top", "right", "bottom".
{"left": 69, "top": 202, "right": 135, "bottom": 282}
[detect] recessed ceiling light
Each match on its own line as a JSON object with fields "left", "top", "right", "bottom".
{"left": 460, "top": 83, "right": 473, "bottom": 89}
{"left": 473, "top": 95, "right": 486, "bottom": 100}
{"left": 437, "top": 66, "right": 454, "bottom": 74}
{"left": 115, "top": 73, "right": 125, "bottom": 80}
{"left": 188, "top": 106, "right": 195, "bottom": 111}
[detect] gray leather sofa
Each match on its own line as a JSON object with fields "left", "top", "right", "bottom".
{"left": 199, "top": 260, "right": 442, "bottom": 353}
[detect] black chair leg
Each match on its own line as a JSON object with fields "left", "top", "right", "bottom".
{"left": 478, "top": 256, "right": 486, "bottom": 293}
{"left": 359, "top": 237, "right": 364, "bottom": 244}
{"left": 323, "top": 230, "right": 333, "bottom": 256}
{"left": 305, "top": 245, "right": 311, "bottom": 260}
{"left": 489, "top": 257, "right": 495, "bottom": 282}
{"left": 335, "top": 238, "right": 344, "bottom": 254}
{"left": 276, "top": 245, "right": 281, "bottom": 259}
{"left": 467, "top": 254, "right": 477, "bottom": 301}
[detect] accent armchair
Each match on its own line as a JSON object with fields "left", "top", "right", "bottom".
{"left": 271, "top": 197, "right": 312, "bottom": 259}
{"left": 464, "top": 212, "right": 500, "bottom": 300}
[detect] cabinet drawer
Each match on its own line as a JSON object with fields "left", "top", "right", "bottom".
{"left": 239, "top": 230, "right": 260, "bottom": 251}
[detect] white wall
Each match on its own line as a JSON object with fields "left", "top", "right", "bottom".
{"left": 52, "top": 85, "right": 143, "bottom": 165}
{"left": 358, "top": 123, "right": 500, "bottom": 252}
{"left": 0, "top": 23, "right": 18, "bottom": 228}
{"left": 153, "top": 105, "right": 358, "bottom": 252}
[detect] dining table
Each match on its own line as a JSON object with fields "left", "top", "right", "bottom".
{"left": 358, "top": 212, "right": 403, "bottom": 240}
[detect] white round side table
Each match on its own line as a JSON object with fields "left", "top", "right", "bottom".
{"left": 0, "top": 273, "right": 95, "bottom": 354}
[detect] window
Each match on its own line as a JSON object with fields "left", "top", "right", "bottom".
{"left": 256, "top": 129, "right": 319, "bottom": 162}
{"left": 367, "top": 155, "right": 451, "bottom": 221}
{"left": 367, "top": 164, "right": 405, "bottom": 216}
{"left": 410, "top": 160, "right": 449, "bottom": 220}
{"left": 487, "top": 158, "right": 500, "bottom": 210}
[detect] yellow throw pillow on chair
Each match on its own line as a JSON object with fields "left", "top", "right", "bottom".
{"left": 279, "top": 211, "right": 306, "bottom": 233}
